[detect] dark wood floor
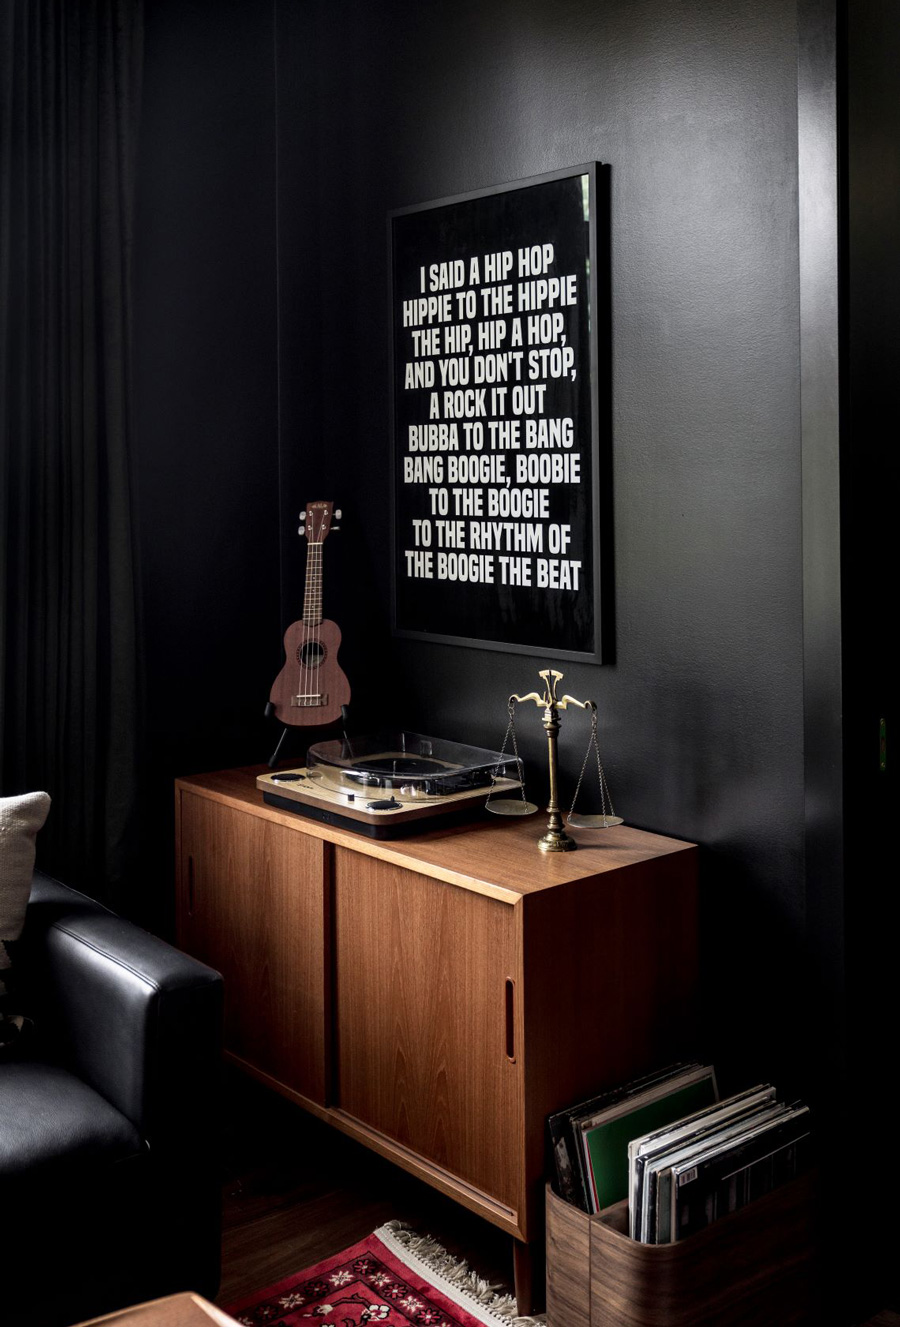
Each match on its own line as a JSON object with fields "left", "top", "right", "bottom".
{"left": 216, "top": 1069, "right": 519, "bottom": 1313}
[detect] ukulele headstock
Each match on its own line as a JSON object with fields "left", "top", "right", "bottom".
{"left": 299, "top": 502, "right": 341, "bottom": 543}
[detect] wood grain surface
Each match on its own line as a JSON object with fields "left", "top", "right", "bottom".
{"left": 546, "top": 1174, "right": 819, "bottom": 1327}
{"left": 73, "top": 1294, "right": 237, "bottom": 1327}
{"left": 175, "top": 766, "right": 700, "bottom": 1302}
{"left": 216, "top": 1053, "right": 524, "bottom": 1237}
{"left": 546, "top": 1183, "right": 593, "bottom": 1327}
{"left": 176, "top": 766, "right": 695, "bottom": 903}
{"left": 332, "top": 846, "right": 521, "bottom": 1213}
{"left": 177, "top": 788, "right": 329, "bottom": 1104}
{"left": 268, "top": 618, "right": 350, "bottom": 727}
{"left": 521, "top": 852, "right": 699, "bottom": 1246}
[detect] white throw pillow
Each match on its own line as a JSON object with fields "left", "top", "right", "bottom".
{"left": 1, "top": 791, "right": 52, "bottom": 996}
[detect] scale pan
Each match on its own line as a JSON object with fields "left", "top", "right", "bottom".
{"left": 486, "top": 798, "right": 538, "bottom": 817}
{"left": 567, "top": 812, "right": 624, "bottom": 829}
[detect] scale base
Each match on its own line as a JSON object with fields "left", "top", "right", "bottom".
{"left": 538, "top": 829, "right": 577, "bottom": 852}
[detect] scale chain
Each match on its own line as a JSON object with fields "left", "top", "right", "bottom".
{"left": 486, "top": 698, "right": 536, "bottom": 816}
{"left": 567, "top": 707, "right": 619, "bottom": 827}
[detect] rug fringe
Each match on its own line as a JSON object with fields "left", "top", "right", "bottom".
{"left": 375, "top": 1220, "right": 546, "bottom": 1327}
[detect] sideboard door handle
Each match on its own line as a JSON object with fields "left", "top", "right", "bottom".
{"left": 505, "top": 978, "right": 516, "bottom": 1062}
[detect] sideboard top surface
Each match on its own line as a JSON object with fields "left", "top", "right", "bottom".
{"left": 176, "top": 766, "right": 696, "bottom": 904}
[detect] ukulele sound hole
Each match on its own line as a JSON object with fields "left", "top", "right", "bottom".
{"left": 296, "top": 641, "right": 326, "bottom": 669}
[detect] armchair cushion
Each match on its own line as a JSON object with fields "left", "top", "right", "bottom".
{"left": 0, "top": 1061, "right": 142, "bottom": 1180}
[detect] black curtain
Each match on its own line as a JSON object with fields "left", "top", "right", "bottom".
{"left": 0, "top": 0, "right": 143, "bottom": 906}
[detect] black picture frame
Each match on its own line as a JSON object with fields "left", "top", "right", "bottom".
{"left": 389, "top": 163, "right": 609, "bottom": 662}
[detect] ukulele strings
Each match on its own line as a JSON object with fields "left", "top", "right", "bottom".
{"left": 303, "top": 519, "right": 323, "bottom": 708}
{"left": 309, "top": 533, "right": 319, "bottom": 697}
{"left": 302, "top": 521, "right": 313, "bottom": 707}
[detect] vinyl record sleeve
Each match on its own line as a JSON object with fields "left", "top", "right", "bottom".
{"left": 648, "top": 1101, "right": 790, "bottom": 1244}
{"left": 577, "top": 1065, "right": 718, "bottom": 1214}
{"left": 627, "top": 1084, "right": 777, "bottom": 1240}
{"left": 546, "top": 1061, "right": 699, "bottom": 1211}
{"left": 670, "top": 1103, "right": 812, "bottom": 1243}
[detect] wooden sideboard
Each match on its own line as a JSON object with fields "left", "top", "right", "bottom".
{"left": 174, "top": 767, "right": 699, "bottom": 1310}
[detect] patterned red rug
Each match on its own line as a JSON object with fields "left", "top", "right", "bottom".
{"left": 225, "top": 1222, "right": 541, "bottom": 1327}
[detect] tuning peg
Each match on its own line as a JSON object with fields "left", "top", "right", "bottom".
{"left": 299, "top": 510, "right": 306, "bottom": 520}
{"left": 335, "top": 509, "right": 342, "bottom": 520}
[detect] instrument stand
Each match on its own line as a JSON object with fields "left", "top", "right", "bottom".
{"left": 264, "top": 703, "right": 351, "bottom": 769}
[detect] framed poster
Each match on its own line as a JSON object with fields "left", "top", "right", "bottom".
{"left": 390, "top": 162, "right": 609, "bottom": 662}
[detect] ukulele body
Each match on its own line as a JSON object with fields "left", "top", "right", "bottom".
{"left": 269, "top": 617, "right": 350, "bottom": 727}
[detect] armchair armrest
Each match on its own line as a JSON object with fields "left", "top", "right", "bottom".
{"left": 22, "top": 872, "right": 223, "bottom": 1145}
{"left": 19, "top": 872, "right": 225, "bottom": 1302}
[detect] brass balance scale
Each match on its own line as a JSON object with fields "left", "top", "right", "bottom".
{"left": 486, "top": 667, "right": 622, "bottom": 852}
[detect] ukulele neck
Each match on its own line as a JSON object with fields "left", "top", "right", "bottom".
{"left": 302, "top": 541, "right": 324, "bottom": 626}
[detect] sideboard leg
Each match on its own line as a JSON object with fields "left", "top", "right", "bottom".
{"left": 513, "top": 1237, "right": 544, "bottom": 1316}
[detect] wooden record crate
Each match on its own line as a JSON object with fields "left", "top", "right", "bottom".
{"left": 545, "top": 1172, "right": 819, "bottom": 1327}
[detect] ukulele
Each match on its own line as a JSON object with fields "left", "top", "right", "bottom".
{"left": 268, "top": 501, "right": 350, "bottom": 726}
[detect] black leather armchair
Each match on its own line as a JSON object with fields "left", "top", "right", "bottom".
{"left": 0, "top": 872, "right": 224, "bottom": 1327}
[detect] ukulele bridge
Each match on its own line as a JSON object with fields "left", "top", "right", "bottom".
{"left": 292, "top": 693, "right": 328, "bottom": 708}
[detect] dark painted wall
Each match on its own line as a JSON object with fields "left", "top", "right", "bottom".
{"left": 275, "top": 0, "right": 808, "bottom": 1092}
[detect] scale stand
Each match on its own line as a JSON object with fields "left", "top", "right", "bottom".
{"left": 265, "top": 703, "right": 351, "bottom": 769}
{"left": 486, "top": 668, "right": 620, "bottom": 852}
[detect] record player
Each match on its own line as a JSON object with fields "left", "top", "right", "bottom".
{"left": 257, "top": 731, "right": 521, "bottom": 838}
